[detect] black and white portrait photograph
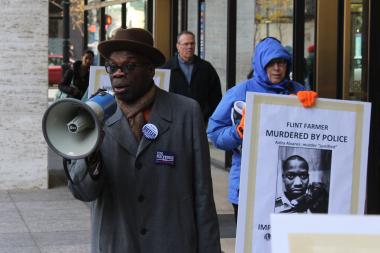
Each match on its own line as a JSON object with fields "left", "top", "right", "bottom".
{"left": 274, "top": 146, "right": 331, "bottom": 214}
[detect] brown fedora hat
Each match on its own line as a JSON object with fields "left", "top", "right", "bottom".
{"left": 98, "top": 28, "right": 166, "bottom": 66}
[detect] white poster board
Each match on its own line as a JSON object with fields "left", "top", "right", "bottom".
{"left": 88, "top": 66, "right": 171, "bottom": 98}
{"left": 153, "top": 68, "right": 171, "bottom": 91}
{"left": 235, "top": 92, "right": 371, "bottom": 253}
{"left": 88, "top": 66, "right": 112, "bottom": 97}
{"left": 271, "top": 214, "right": 380, "bottom": 253}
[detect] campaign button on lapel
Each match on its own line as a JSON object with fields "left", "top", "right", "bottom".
{"left": 142, "top": 123, "right": 158, "bottom": 140}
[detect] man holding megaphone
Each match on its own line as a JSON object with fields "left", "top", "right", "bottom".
{"left": 44, "top": 28, "right": 221, "bottom": 253}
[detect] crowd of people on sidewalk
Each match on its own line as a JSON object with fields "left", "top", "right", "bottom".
{"left": 52, "top": 27, "right": 317, "bottom": 252}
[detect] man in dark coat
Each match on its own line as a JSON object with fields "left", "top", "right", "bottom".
{"left": 160, "top": 31, "right": 222, "bottom": 124}
{"left": 65, "top": 28, "right": 221, "bottom": 253}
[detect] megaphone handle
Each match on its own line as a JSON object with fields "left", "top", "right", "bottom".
{"left": 63, "top": 155, "right": 102, "bottom": 184}
{"left": 85, "top": 151, "right": 102, "bottom": 180}
{"left": 63, "top": 158, "right": 75, "bottom": 185}
{"left": 63, "top": 157, "right": 91, "bottom": 184}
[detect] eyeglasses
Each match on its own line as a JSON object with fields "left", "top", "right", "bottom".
{"left": 105, "top": 62, "right": 149, "bottom": 74}
{"left": 178, "top": 42, "right": 195, "bottom": 47}
{"left": 267, "top": 59, "right": 287, "bottom": 68}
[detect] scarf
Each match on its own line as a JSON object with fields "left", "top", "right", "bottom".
{"left": 118, "top": 85, "right": 157, "bottom": 141}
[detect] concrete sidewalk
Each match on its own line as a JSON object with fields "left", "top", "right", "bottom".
{"left": 0, "top": 147, "right": 235, "bottom": 253}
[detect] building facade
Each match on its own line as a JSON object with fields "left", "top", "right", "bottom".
{"left": 0, "top": 0, "right": 48, "bottom": 189}
{"left": 77, "top": 0, "right": 380, "bottom": 213}
{"left": 1, "top": 0, "right": 379, "bottom": 215}
{"left": 168, "top": 0, "right": 380, "bottom": 213}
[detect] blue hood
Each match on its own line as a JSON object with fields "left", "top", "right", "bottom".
{"left": 251, "top": 37, "right": 293, "bottom": 93}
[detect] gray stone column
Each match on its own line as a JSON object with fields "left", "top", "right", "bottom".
{"left": 0, "top": 0, "right": 48, "bottom": 189}
{"left": 205, "top": 0, "right": 227, "bottom": 93}
{"left": 187, "top": 0, "right": 198, "bottom": 52}
{"left": 236, "top": 0, "right": 256, "bottom": 83}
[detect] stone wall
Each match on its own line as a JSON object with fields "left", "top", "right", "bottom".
{"left": 186, "top": 0, "right": 253, "bottom": 94}
{"left": 187, "top": 0, "right": 198, "bottom": 52}
{"left": 184, "top": 0, "right": 227, "bottom": 92}
{"left": 236, "top": 0, "right": 256, "bottom": 84}
{"left": 0, "top": 0, "right": 48, "bottom": 189}
{"left": 204, "top": 0, "right": 227, "bottom": 93}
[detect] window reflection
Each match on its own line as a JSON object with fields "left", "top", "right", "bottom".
{"left": 105, "top": 5, "right": 121, "bottom": 39}
{"left": 126, "top": 1, "right": 147, "bottom": 28}
{"left": 254, "top": 0, "right": 294, "bottom": 46}
{"left": 87, "top": 8, "right": 100, "bottom": 65}
{"left": 85, "top": 0, "right": 148, "bottom": 65}
{"left": 254, "top": 0, "right": 294, "bottom": 80}
{"left": 348, "top": 1, "right": 365, "bottom": 100}
{"left": 304, "top": 0, "right": 316, "bottom": 90}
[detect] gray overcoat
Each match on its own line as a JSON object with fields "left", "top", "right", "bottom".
{"left": 67, "top": 88, "right": 221, "bottom": 253}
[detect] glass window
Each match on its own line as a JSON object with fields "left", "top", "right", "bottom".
{"left": 85, "top": 0, "right": 149, "bottom": 64}
{"left": 105, "top": 4, "right": 122, "bottom": 39}
{"left": 126, "top": 0, "right": 147, "bottom": 28}
{"left": 48, "top": 55, "right": 63, "bottom": 66}
{"left": 348, "top": 1, "right": 366, "bottom": 101}
{"left": 304, "top": 0, "right": 316, "bottom": 90}
{"left": 254, "top": 0, "right": 294, "bottom": 47}
{"left": 87, "top": 8, "right": 100, "bottom": 65}
{"left": 341, "top": 0, "right": 368, "bottom": 101}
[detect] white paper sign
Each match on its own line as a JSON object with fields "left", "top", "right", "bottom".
{"left": 153, "top": 69, "right": 171, "bottom": 91}
{"left": 88, "top": 66, "right": 112, "bottom": 97}
{"left": 235, "top": 92, "right": 371, "bottom": 253}
{"left": 271, "top": 214, "right": 380, "bottom": 253}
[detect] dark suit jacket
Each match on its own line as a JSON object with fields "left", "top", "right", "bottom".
{"left": 67, "top": 88, "right": 221, "bottom": 253}
{"left": 160, "top": 55, "right": 222, "bottom": 123}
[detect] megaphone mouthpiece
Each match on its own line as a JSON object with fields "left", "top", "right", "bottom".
{"left": 67, "top": 111, "right": 94, "bottom": 134}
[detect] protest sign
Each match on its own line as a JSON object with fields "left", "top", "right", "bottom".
{"left": 235, "top": 92, "right": 371, "bottom": 253}
{"left": 271, "top": 214, "right": 380, "bottom": 253}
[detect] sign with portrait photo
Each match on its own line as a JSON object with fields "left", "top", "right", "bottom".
{"left": 88, "top": 66, "right": 171, "bottom": 99}
{"left": 235, "top": 92, "right": 371, "bottom": 253}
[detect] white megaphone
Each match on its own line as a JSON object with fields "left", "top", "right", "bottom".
{"left": 42, "top": 91, "right": 117, "bottom": 160}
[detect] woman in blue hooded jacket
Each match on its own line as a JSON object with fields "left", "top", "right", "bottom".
{"left": 207, "top": 37, "right": 316, "bottom": 222}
